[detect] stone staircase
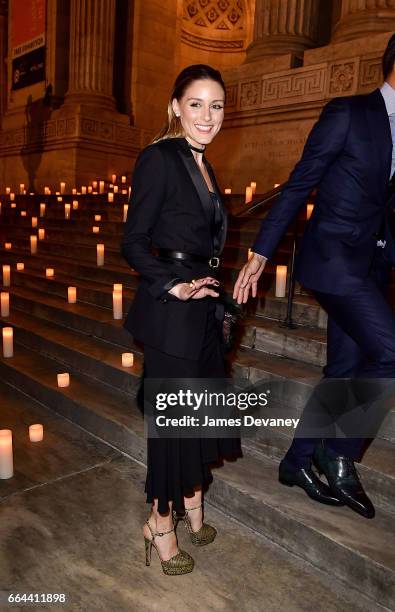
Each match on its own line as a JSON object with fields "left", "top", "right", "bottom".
{"left": 0, "top": 193, "right": 394, "bottom": 611}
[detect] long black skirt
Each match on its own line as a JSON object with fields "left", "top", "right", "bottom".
{"left": 143, "top": 306, "right": 242, "bottom": 514}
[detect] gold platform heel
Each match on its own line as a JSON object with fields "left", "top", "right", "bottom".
{"left": 174, "top": 505, "right": 217, "bottom": 546}
{"left": 144, "top": 520, "right": 194, "bottom": 575}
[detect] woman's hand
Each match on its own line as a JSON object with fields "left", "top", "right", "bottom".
{"left": 169, "top": 277, "right": 220, "bottom": 301}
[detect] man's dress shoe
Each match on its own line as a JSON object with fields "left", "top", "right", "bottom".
{"left": 313, "top": 444, "right": 375, "bottom": 519}
{"left": 279, "top": 460, "right": 344, "bottom": 506}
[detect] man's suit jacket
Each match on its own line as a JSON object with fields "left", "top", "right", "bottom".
{"left": 121, "top": 137, "right": 227, "bottom": 359}
{"left": 253, "top": 88, "right": 395, "bottom": 295}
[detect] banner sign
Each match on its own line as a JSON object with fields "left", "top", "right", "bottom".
{"left": 11, "top": 0, "right": 46, "bottom": 90}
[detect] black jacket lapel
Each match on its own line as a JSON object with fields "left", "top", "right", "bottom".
{"left": 204, "top": 159, "right": 228, "bottom": 254}
{"left": 177, "top": 148, "right": 213, "bottom": 225}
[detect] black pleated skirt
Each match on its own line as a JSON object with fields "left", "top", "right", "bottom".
{"left": 143, "top": 304, "right": 242, "bottom": 514}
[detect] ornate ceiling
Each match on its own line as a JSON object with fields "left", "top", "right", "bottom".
{"left": 182, "top": 0, "right": 247, "bottom": 52}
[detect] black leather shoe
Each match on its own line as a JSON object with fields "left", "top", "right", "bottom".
{"left": 278, "top": 460, "right": 344, "bottom": 506}
{"left": 313, "top": 444, "right": 375, "bottom": 519}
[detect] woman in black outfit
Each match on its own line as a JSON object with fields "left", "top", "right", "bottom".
{"left": 122, "top": 64, "right": 241, "bottom": 575}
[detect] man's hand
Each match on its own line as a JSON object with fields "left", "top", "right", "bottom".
{"left": 169, "top": 277, "right": 220, "bottom": 301}
{"left": 233, "top": 253, "right": 267, "bottom": 304}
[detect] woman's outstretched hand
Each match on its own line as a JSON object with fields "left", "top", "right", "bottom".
{"left": 233, "top": 253, "right": 267, "bottom": 304}
{"left": 169, "top": 277, "right": 220, "bottom": 301}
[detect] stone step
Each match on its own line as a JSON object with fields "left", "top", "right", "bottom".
{"left": 207, "top": 450, "right": 395, "bottom": 610}
{"left": 231, "top": 348, "right": 395, "bottom": 444}
{"left": 252, "top": 317, "right": 327, "bottom": 366}
{"left": 0, "top": 346, "right": 393, "bottom": 610}
{"left": 5, "top": 285, "right": 134, "bottom": 348}
{"left": 0, "top": 344, "right": 146, "bottom": 464}
{"left": 0, "top": 246, "right": 138, "bottom": 287}
{"left": 0, "top": 310, "right": 141, "bottom": 396}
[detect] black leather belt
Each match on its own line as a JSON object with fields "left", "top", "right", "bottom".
{"left": 158, "top": 249, "right": 220, "bottom": 268}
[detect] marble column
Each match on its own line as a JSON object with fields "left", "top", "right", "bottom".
{"left": 246, "top": 0, "right": 322, "bottom": 61}
{"left": 332, "top": 0, "right": 395, "bottom": 42}
{"left": 66, "top": 0, "right": 116, "bottom": 110}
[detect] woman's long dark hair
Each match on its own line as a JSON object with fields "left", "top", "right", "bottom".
{"left": 153, "top": 64, "right": 226, "bottom": 143}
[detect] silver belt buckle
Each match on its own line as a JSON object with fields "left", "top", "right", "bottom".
{"left": 208, "top": 257, "right": 220, "bottom": 268}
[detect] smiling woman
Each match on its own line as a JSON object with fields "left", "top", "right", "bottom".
{"left": 121, "top": 64, "right": 241, "bottom": 577}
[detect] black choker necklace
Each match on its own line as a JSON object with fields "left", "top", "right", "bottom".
{"left": 187, "top": 142, "right": 205, "bottom": 154}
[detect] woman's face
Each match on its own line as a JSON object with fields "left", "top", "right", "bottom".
{"left": 172, "top": 78, "right": 225, "bottom": 149}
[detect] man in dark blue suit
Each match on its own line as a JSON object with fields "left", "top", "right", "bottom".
{"left": 233, "top": 34, "right": 395, "bottom": 519}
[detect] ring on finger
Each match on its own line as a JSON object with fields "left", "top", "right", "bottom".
{"left": 189, "top": 279, "right": 196, "bottom": 288}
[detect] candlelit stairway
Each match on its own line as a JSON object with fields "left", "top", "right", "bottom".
{"left": 0, "top": 193, "right": 394, "bottom": 610}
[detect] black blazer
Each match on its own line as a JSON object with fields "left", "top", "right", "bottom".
{"left": 121, "top": 137, "right": 227, "bottom": 359}
{"left": 253, "top": 89, "right": 395, "bottom": 295}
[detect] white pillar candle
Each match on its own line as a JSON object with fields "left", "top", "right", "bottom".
{"left": 224, "top": 188, "right": 232, "bottom": 194}
{"left": 1, "top": 292, "right": 9, "bottom": 317}
{"left": 68, "top": 286, "right": 77, "bottom": 303}
{"left": 31, "top": 216, "right": 38, "bottom": 227}
{"left": 40, "top": 203, "right": 46, "bottom": 217}
{"left": 97, "top": 244, "right": 104, "bottom": 266}
{"left": 113, "top": 185, "right": 119, "bottom": 194}
{"left": 99, "top": 180, "right": 105, "bottom": 194}
{"left": 29, "top": 423, "right": 43, "bottom": 442}
{"left": 30, "top": 235, "right": 38, "bottom": 253}
{"left": 72, "top": 187, "right": 77, "bottom": 195}
{"left": 250, "top": 181, "right": 257, "bottom": 194}
{"left": 38, "top": 229, "right": 45, "bottom": 240}
{"left": 2, "top": 327, "right": 13, "bottom": 358}
{"left": 20, "top": 210, "right": 26, "bottom": 217}
{"left": 10, "top": 193, "right": 15, "bottom": 201}
{"left": 88, "top": 186, "right": 93, "bottom": 193}
{"left": 128, "top": 187, "right": 131, "bottom": 198}
{"left": 306, "top": 203, "right": 314, "bottom": 220}
{"left": 92, "top": 226, "right": 100, "bottom": 233}
{"left": 81, "top": 186, "right": 87, "bottom": 194}
{"left": 72, "top": 200, "right": 79, "bottom": 210}
{"left": 44, "top": 186, "right": 50, "bottom": 195}
{"left": 113, "top": 290, "right": 123, "bottom": 319}
{"left": 121, "top": 175, "right": 126, "bottom": 184}
{"left": 5, "top": 243, "right": 11, "bottom": 250}
{"left": 245, "top": 186, "right": 253, "bottom": 203}
{"left": 60, "top": 182, "right": 66, "bottom": 194}
{"left": 111, "top": 174, "right": 116, "bottom": 184}
{"left": 275, "top": 265, "right": 287, "bottom": 298}
{"left": 2, "top": 265, "right": 10, "bottom": 286}
{"left": 123, "top": 204, "right": 128, "bottom": 222}
{"left": 92, "top": 181, "right": 98, "bottom": 189}
{"left": 16, "top": 262, "right": 24, "bottom": 271}
{"left": 19, "top": 183, "right": 25, "bottom": 194}
{"left": 122, "top": 189, "right": 128, "bottom": 195}
{"left": 57, "top": 373, "right": 70, "bottom": 387}
{"left": 46, "top": 268, "right": 54, "bottom": 278}
{"left": 94, "top": 214, "right": 101, "bottom": 222}
{"left": 57, "top": 196, "right": 63, "bottom": 202}
{"left": 113, "top": 283, "right": 122, "bottom": 293}
{"left": 0, "top": 430, "right": 13, "bottom": 479}
{"left": 5, "top": 187, "right": 10, "bottom": 194}
{"left": 122, "top": 352, "right": 134, "bottom": 367}
{"left": 11, "top": 203, "right": 16, "bottom": 208}
{"left": 108, "top": 192, "right": 114, "bottom": 203}
{"left": 64, "top": 203, "right": 71, "bottom": 219}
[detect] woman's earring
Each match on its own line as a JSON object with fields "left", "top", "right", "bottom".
{"left": 175, "top": 113, "right": 180, "bottom": 118}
